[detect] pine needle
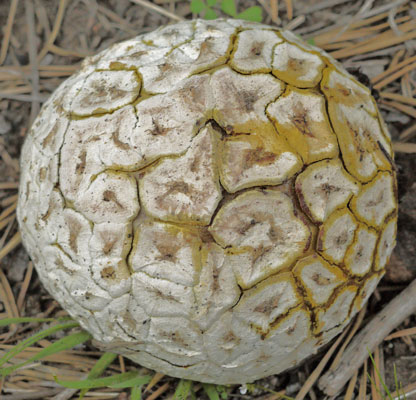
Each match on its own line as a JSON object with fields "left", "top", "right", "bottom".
{"left": 0, "top": 0, "right": 19, "bottom": 65}
{"left": 295, "top": 326, "right": 351, "bottom": 399}
{"left": 385, "top": 327, "right": 416, "bottom": 340}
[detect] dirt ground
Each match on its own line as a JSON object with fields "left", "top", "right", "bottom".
{"left": 0, "top": 0, "right": 415, "bottom": 399}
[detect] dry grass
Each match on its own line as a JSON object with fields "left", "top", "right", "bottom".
{"left": 0, "top": 0, "right": 415, "bottom": 399}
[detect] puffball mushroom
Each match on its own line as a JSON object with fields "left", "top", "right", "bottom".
{"left": 17, "top": 19, "right": 398, "bottom": 384}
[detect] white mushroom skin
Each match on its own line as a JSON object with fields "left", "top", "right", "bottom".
{"left": 17, "top": 19, "right": 397, "bottom": 385}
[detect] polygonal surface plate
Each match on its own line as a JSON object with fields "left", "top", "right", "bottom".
{"left": 17, "top": 18, "right": 397, "bottom": 385}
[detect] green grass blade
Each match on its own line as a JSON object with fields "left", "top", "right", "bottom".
{"left": 204, "top": 8, "right": 217, "bottom": 19}
{"left": 368, "top": 350, "right": 393, "bottom": 399}
{"left": 190, "top": 0, "right": 206, "bottom": 14}
{"left": 78, "top": 352, "right": 118, "bottom": 399}
{"left": 393, "top": 364, "right": 407, "bottom": 400}
{"left": 109, "top": 374, "right": 152, "bottom": 389}
{"left": 237, "top": 6, "right": 262, "bottom": 22}
{"left": 190, "top": 386, "right": 197, "bottom": 400}
{"left": 131, "top": 385, "right": 142, "bottom": 400}
{"left": 252, "top": 384, "right": 295, "bottom": 400}
{"left": 394, "top": 364, "right": 400, "bottom": 398}
{"left": 220, "top": 0, "right": 236, "bottom": 17}
{"left": 0, "top": 321, "right": 79, "bottom": 368}
{"left": 174, "top": 379, "right": 193, "bottom": 400}
{"left": 0, "top": 330, "right": 91, "bottom": 377}
{"left": 217, "top": 385, "right": 228, "bottom": 399}
{"left": 0, "top": 316, "right": 72, "bottom": 327}
{"left": 55, "top": 370, "right": 151, "bottom": 389}
{"left": 202, "top": 383, "right": 220, "bottom": 400}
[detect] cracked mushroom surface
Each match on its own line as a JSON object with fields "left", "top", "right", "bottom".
{"left": 17, "top": 19, "right": 398, "bottom": 385}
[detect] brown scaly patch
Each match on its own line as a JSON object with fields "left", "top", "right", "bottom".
{"left": 221, "top": 80, "right": 258, "bottom": 113}
{"left": 103, "top": 190, "right": 124, "bottom": 209}
{"left": 154, "top": 63, "right": 174, "bottom": 82}
{"left": 291, "top": 102, "right": 314, "bottom": 138}
{"left": 66, "top": 216, "right": 82, "bottom": 254}
{"left": 239, "top": 89, "right": 258, "bottom": 112}
{"left": 243, "top": 147, "right": 277, "bottom": 169}
{"left": 268, "top": 224, "right": 284, "bottom": 242}
{"left": 211, "top": 266, "right": 221, "bottom": 293}
{"left": 335, "top": 230, "right": 349, "bottom": 246}
{"left": 41, "top": 120, "right": 60, "bottom": 149}
{"left": 180, "top": 83, "right": 207, "bottom": 110}
{"left": 120, "top": 311, "right": 139, "bottom": 331}
{"left": 156, "top": 181, "right": 192, "bottom": 208}
{"left": 198, "top": 227, "right": 215, "bottom": 243}
{"left": 111, "top": 129, "right": 130, "bottom": 150}
{"left": 75, "top": 150, "right": 87, "bottom": 175}
{"left": 195, "top": 39, "right": 218, "bottom": 62}
{"left": 311, "top": 272, "right": 332, "bottom": 286}
{"left": 223, "top": 330, "right": 240, "bottom": 345}
{"left": 253, "top": 292, "right": 283, "bottom": 315}
{"left": 80, "top": 79, "right": 128, "bottom": 108}
{"left": 354, "top": 245, "right": 364, "bottom": 263}
{"left": 365, "top": 190, "right": 384, "bottom": 208}
{"left": 346, "top": 120, "right": 367, "bottom": 162}
{"left": 149, "top": 286, "right": 181, "bottom": 303}
{"left": 170, "top": 331, "right": 186, "bottom": 346}
{"left": 55, "top": 255, "right": 74, "bottom": 276}
{"left": 41, "top": 195, "right": 59, "bottom": 222}
{"left": 287, "top": 57, "right": 306, "bottom": 74}
{"left": 154, "top": 233, "right": 182, "bottom": 263}
{"left": 250, "top": 41, "right": 265, "bottom": 56}
{"left": 148, "top": 117, "right": 169, "bottom": 136}
{"left": 286, "top": 323, "right": 297, "bottom": 335}
{"left": 320, "top": 182, "right": 340, "bottom": 195}
{"left": 189, "top": 154, "right": 201, "bottom": 173}
{"left": 332, "top": 83, "right": 352, "bottom": 98}
{"left": 103, "top": 238, "right": 117, "bottom": 255}
{"left": 237, "top": 218, "right": 257, "bottom": 235}
{"left": 39, "top": 167, "right": 47, "bottom": 181}
{"left": 101, "top": 266, "right": 116, "bottom": 279}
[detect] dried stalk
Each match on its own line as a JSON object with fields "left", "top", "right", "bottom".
{"left": 319, "top": 278, "right": 416, "bottom": 396}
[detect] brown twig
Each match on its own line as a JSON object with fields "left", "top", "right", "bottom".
{"left": 0, "top": 266, "right": 19, "bottom": 340}
{"left": 129, "top": 0, "right": 183, "bottom": 21}
{"left": 1, "top": 194, "right": 18, "bottom": 208}
{"left": 0, "top": 183, "right": 19, "bottom": 190}
{"left": 0, "top": 0, "right": 19, "bottom": 65}
{"left": 270, "top": 0, "right": 279, "bottom": 22}
{"left": 37, "top": 0, "right": 69, "bottom": 62}
{"left": 373, "top": 59, "right": 416, "bottom": 89}
{"left": 399, "top": 123, "right": 416, "bottom": 141}
{"left": 295, "top": 324, "right": 351, "bottom": 400}
{"left": 381, "top": 99, "right": 416, "bottom": 118}
{"left": 144, "top": 372, "right": 165, "bottom": 393}
{"left": 380, "top": 92, "right": 416, "bottom": 107}
{"left": 372, "top": 346, "right": 383, "bottom": 399}
{"left": 390, "top": 381, "right": 416, "bottom": 398}
{"left": 330, "top": 26, "right": 416, "bottom": 59}
{"left": 146, "top": 382, "right": 170, "bottom": 400}
{"left": 16, "top": 262, "right": 33, "bottom": 312}
{"left": 0, "top": 231, "right": 21, "bottom": 262}
{"left": 0, "top": 215, "right": 15, "bottom": 232}
{"left": 24, "top": 0, "right": 40, "bottom": 125}
{"left": 328, "top": 304, "right": 367, "bottom": 371}
{"left": 384, "top": 326, "right": 416, "bottom": 340}
{"left": 344, "top": 370, "right": 358, "bottom": 400}
{"left": 318, "top": 278, "right": 416, "bottom": 396}
{"left": 284, "top": 0, "right": 293, "bottom": 20}
{"left": 0, "top": 202, "right": 17, "bottom": 223}
{"left": 358, "top": 360, "right": 368, "bottom": 400}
